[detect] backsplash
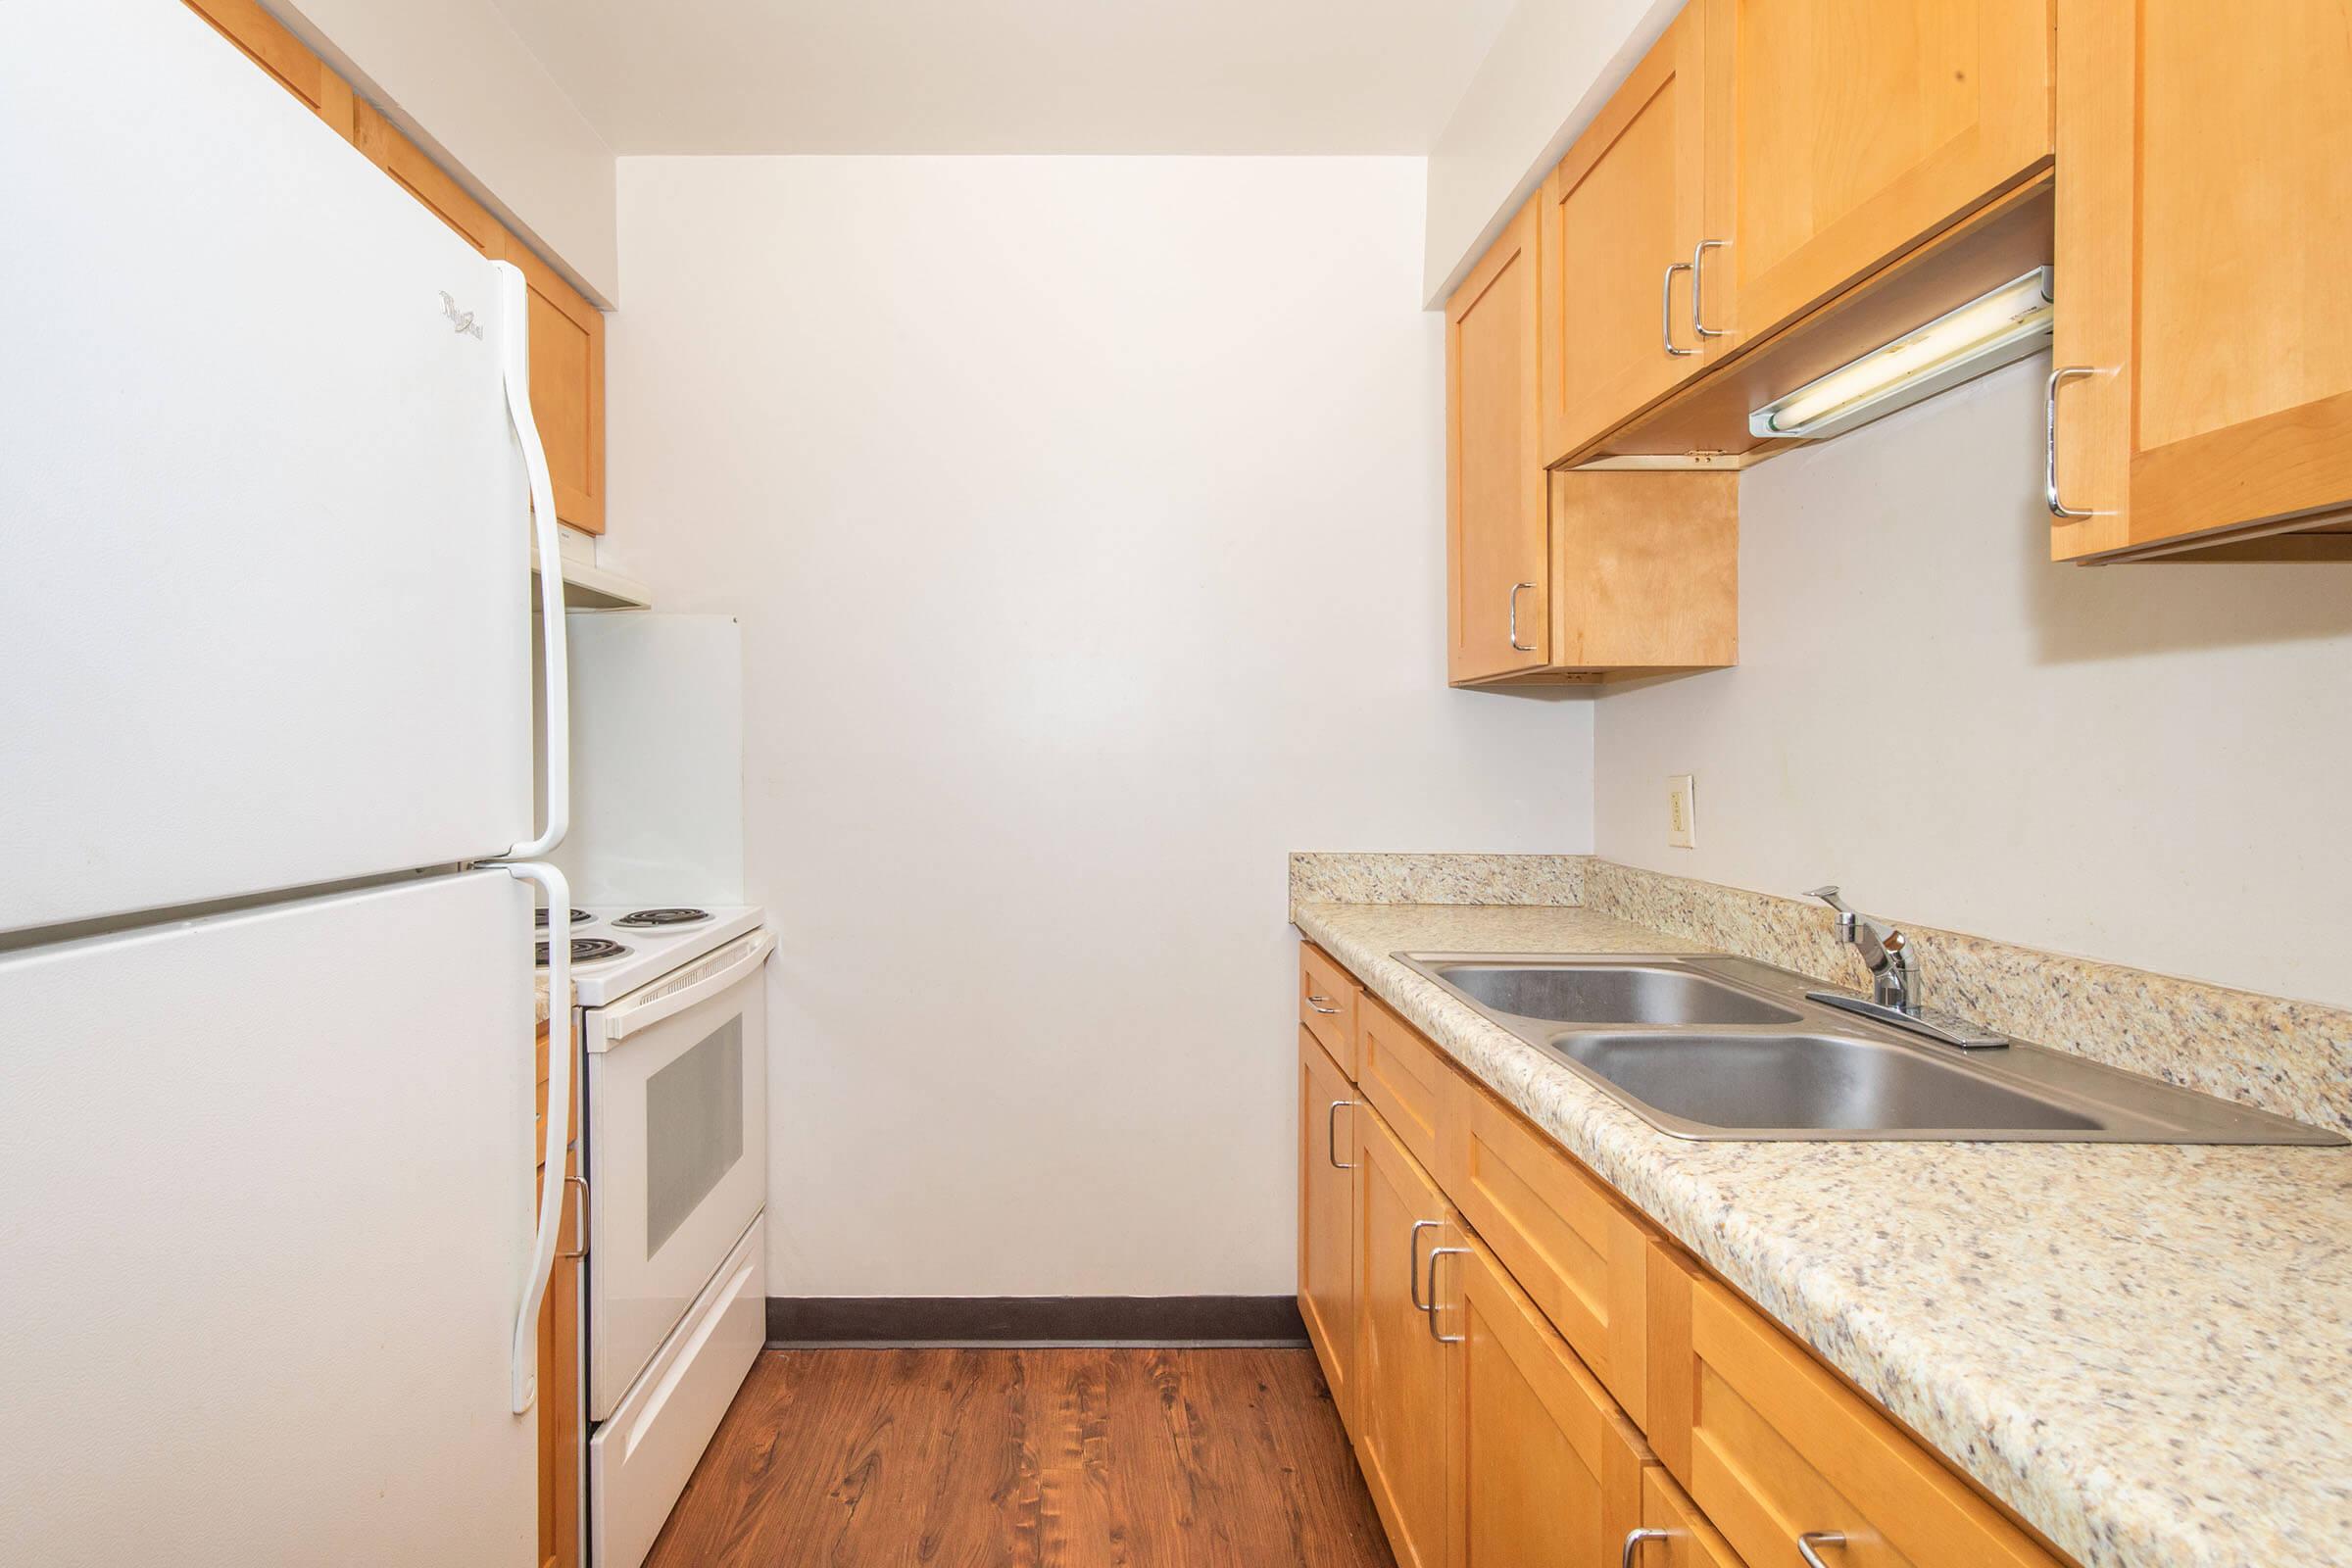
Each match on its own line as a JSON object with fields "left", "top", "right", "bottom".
{"left": 1286, "top": 852, "right": 1584, "bottom": 913}
{"left": 1291, "top": 853, "right": 2352, "bottom": 1137}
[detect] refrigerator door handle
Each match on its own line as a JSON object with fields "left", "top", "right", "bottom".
{"left": 503, "top": 861, "right": 573, "bottom": 1414}
{"left": 496, "top": 259, "right": 568, "bottom": 860}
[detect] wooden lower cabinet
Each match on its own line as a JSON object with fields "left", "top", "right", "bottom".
{"left": 1648, "top": 1244, "right": 2059, "bottom": 1568}
{"left": 1445, "top": 1235, "right": 1647, "bottom": 1568}
{"left": 536, "top": 1023, "right": 582, "bottom": 1568}
{"left": 1353, "top": 1108, "right": 1457, "bottom": 1568}
{"left": 1299, "top": 1027, "right": 1360, "bottom": 1428}
{"left": 1296, "top": 938, "right": 2081, "bottom": 1568}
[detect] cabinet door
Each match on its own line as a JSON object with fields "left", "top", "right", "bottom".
{"left": 1354, "top": 1109, "right": 1454, "bottom": 1568}
{"left": 1540, "top": 4, "right": 1711, "bottom": 465}
{"left": 537, "top": 1024, "right": 583, "bottom": 1568}
{"left": 2052, "top": 0, "right": 2352, "bottom": 559}
{"left": 1445, "top": 1237, "right": 1646, "bottom": 1568}
{"left": 1299, "top": 1028, "right": 1360, "bottom": 1430}
{"left": 1704, "top": 0, "right": 2052, "bottom": 344}
{"left": 1647, "top": 1244, "right": 2059, "bottom": 1568}
{"left": 498, "top": 237, "right": 609, "bottom": 536}
{"left": 1446, "top": 197, "right": 1547, "bottom": 684}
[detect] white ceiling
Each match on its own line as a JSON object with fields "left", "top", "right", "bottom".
{"left": 484, "top": 0, "right": 1518, "bottom": 155}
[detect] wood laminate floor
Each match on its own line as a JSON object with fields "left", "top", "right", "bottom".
{"left": 644, "top": 1348, "right": 1396, "bottom": 1567}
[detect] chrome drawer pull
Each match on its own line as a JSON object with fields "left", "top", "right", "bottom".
{"left": 2046, "top": 366, "right": 2106, "bottom": 520}
{"left": 1424, "top": 1246, "right": 1469, "bottom": 1343}
{"left": 1797, "top": 1531, "right": 1847, "bottom": 1568}
{"left": 1507, "top": 581, "right": 1537, "bottom": 653}
{"left": 1325, "top": 1100, "right": 1358, "bottom": 1170}
{"left": 1407, "top": 1219, "right": 1444, "bottom": 1309}
{"left": 1621, "top": 1528, "right": 1670, "bottom": 1568}
{"left": 1661, "top": 262, "right": 1697, "bottom": 357}
{"left": 559, "top": 1174, "right": 588, "bottom": 1260}
{"left": 1304, "top": 993, "right": 1342, "bottom": 1015}
{"left": 1690, "top": 238, "right": 1729, "bottom": 338}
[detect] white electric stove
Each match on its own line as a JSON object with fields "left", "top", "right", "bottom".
{"left": 534, "top": 904, "right": 762, "bottom": 1006}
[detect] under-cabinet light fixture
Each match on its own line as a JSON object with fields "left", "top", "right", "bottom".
{"left": 1749, "top": 267, "right": 2054, "bottom": 441}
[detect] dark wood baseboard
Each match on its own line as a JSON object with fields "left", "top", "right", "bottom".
{"left": 765, "top": 1296, "right": 1307, "bottom": 1348}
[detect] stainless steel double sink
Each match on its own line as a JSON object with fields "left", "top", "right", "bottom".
{"left": 1396, "top": 952, "right": 2346, "bottom": 1145}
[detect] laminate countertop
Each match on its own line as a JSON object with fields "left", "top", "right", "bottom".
{"left": 1292, "top": 900, "right": 2352, "bottom": 1568}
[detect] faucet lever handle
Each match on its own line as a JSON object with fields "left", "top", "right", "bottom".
{"left": 1803, "top": 884, "right": 1852, "bottom": 916}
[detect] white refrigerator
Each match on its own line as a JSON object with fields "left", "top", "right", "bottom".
{"left": 1, "top": 3, "right": 577, "bottom": 1563}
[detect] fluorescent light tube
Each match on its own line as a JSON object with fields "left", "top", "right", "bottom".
{"left": 1750, "top": 268, "right": 2054, "bottom": 440}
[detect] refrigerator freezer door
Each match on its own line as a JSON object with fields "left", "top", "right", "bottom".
{"left": 0, "top": 871, "right": 541, "bottom": 1566}
{"left": 0, "top": 0, "right": 531, "bottom": 935}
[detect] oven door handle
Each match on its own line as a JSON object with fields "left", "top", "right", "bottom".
{"left": 598, "top": 929, "right": 776, "bottom": 1044}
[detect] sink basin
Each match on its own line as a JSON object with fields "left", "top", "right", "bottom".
{"left": 1553, "top": 1031, "right": 2103, "bottom": 1136}
{"left": 1391, "top": 950, "right": 2347, "bottom": 1144}
{"left": 1425, "top": 962, "right": 1802, "bottom": 1027}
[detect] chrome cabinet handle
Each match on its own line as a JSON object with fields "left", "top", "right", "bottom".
{"left": 1690, "top": 239, "right": 1729, "bottom": 338}
{"left": 1796, "top": 1532, "right": 1847, "bottom": 1568}
{"left": 1304, "top": 993, "right": 1341, "bottom": 1015}
{"left": 1326, "top": 1100, "right": 1358, "bottom": 1170}
{"left": 1507, "top": 581, "right": 1537, "bottom": 653}
{"left": 1621, "top": 1528, "right": 1670, "bottom": 1568}
{"left": 1661, "top": 262, "right": 1697, "bottom": 357}
{"left": 2046, "top": 366, "right": 2103, "bottom": 519}
{"left": 1408, "top": 1219, "right": 1444, "bottom": 1309}
{"left": 559, "top": 1174, "right": 588, "bottom": 1260}
{"left": 1424, "top": 1246, "right": 1470, "bottom": 1343}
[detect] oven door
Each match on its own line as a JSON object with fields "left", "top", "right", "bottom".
{"left": 584, "top": 928, "right": 772, "bottom": 1420}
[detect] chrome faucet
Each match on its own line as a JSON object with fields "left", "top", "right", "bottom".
{"left": 1803, "top": 885, "right": 1917, "bottom": 1011}
{"left": 1800, "top": 885, "right": 2007, "bottom": 1050}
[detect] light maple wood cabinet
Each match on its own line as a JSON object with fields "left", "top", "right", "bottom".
{"left": 1521, "top": 0, "right": 2055, "bottom": 472}
{"left": 1446, "top": 197, "right": 1549, "bottom": 683}
{"left": 1353, "top": 1107, "right": 1458, "bottom": 1568}
{"left": 2049, "top": 0, "right": 2352, "bottom": 561}
{"left": 1298, "top": 1026, "right": 1361, "bottom": 1430}
{"left": 1697, "top": 0, "right": 2055, "bottom": 355}
{"left": 1295, "top": 940, "right": 2081, "bottom": 1568}
{"left": 534, "top": 1023, "right": 583, "bottom": 1568}
{"left": 1647, "top": 1240, "right": 2062, "bottom": 1568}
{"left": 1445, "top": 1234, "right": 1648, "bottom": 1568}
{"left": 181, "top": 0, "right": 607, "bottom": 538}
{"left": 1539, "top": 3, "right": 1715, "bottom": 466}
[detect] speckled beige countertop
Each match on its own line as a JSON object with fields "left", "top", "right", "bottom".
{"left": 1293, "top": 900, "right": 2352, "bottom": 1568}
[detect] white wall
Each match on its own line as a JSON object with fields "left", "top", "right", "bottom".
{"left": 1594, "top": 358, "right": 2352, "bottom": 1008}
{"left": 1421, "top": 0, "right": 1683, "bottom": 305}
{"left": 273, "top": 0, "right": 618, "bottom": 302}
{"left": 609, "top": 156, "right": 1592, "bottom": 1297}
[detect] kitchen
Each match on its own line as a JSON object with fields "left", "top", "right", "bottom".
{"left": 3, "top": 1, "right": 2347, "bottom": 1566}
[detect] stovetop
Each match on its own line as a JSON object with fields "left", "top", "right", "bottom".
{"left": 534, "top": 904, "right": 763, "bottom": 1007}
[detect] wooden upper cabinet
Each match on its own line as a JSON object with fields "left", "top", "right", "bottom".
{"left": 182, "top": 0, "right": 609, "bottom": 539}
{"left": 500, "top": 239, "right": 609, "bottom": 536}
{"left": 2051, "top": 0, "right": 2352, "bottom": 560}
{"left": 1298, "top": 1028, "right": 1360, "bottom": 1432}
{"left": 182, "top": 0, "right": 355, "bottom": 137}
{"left": 1701, "top": 0, "right": 2054, "bottom": 345}
{"left": 351, "top": 106, "right": 509, "bottom": 259}
{"left": 1540, "top": 4, "right": 1714, "bottom": 466}
{"left": 1446, "top": 197, "right": 1548, "bottom": 684}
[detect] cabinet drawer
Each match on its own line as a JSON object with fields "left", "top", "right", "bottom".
{"left": 1649, "top": 1245, "right": 2060, "bottom": 1568}
{"left": 1298, "top": 941, "right": 1361, "bottom": 1076}
{"left": 1356, "top": 993, "right": 1448, "bottom": 1174}
{"left": 1443, "top": 1072, "right": 1651, "bottom": 1427}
